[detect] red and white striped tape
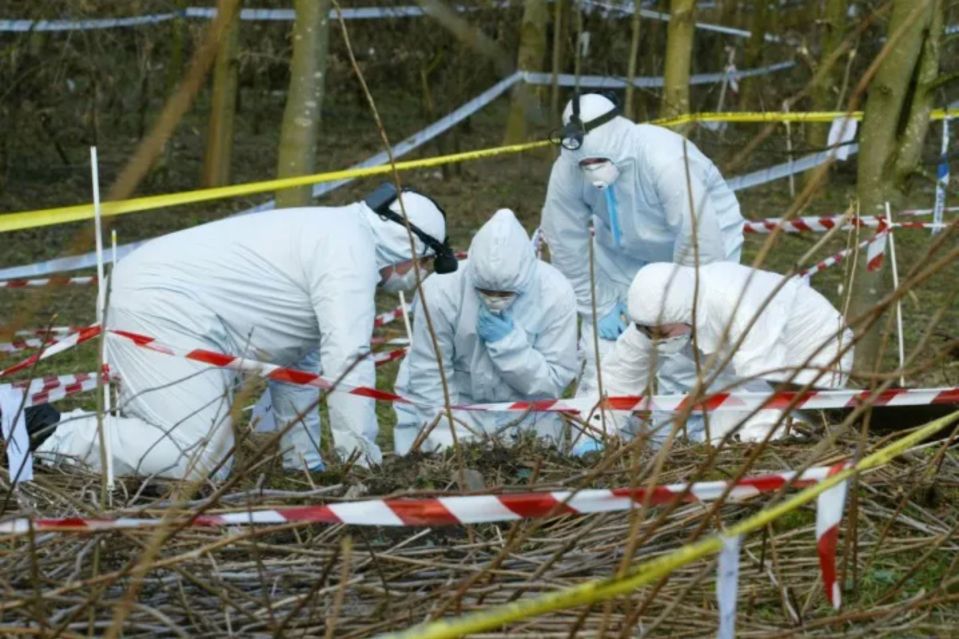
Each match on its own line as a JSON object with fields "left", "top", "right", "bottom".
{"left": 742, "top": 213, "right": 953, "bottom": 234}
{"left": 374, "top": 305, "right": 410, "bottom": 329}
{"left": 14, "top": 326, "right": 83, "bottom": 338}
{"left": 102, "top": 327, "right": 959, "bottom": 413}
{"left": 0, "top": 464, "right": 839, "bottom": 534}
{"left": 0, "top": 275, "right": 97, "bottom": 289}
{"left": 373, "top": 347, "right": 407, "bottom": 367}
{"left": 0, "top": 325, "right": 101, "bottom": 380}
{"left": 799, "top": 231, "right": 887, "bottom": 279}
{"left": 815, "top": 462, "right": 849, "bottom": 609}
{"left": 4, "top": 371, "right": 102, "bottom": 407}
{"left": 0, "top": 337, "right": 53, "bottom": 355}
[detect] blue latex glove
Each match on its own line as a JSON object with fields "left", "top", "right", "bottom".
{"left": 596, "top": 302, "right": 627, "bottom": 340}
{"left": 477, "top": 304, "right": 514, "bottom": 343}
{"left": 572, "top": 436, "right": 604, "bottom": 457}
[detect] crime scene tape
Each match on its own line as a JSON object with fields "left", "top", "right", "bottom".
{"left": 2, "top": 372, "right": 102, "bottom": 407}
{"left": 104, "top": 326, "right": 959, "bottom": 413}
{"left": 742, "top": 215, "right": 953, "bottom": 234}
{"left": 0, "top": 325, "right": 101, "bottom": 380}
{"left": 800, "top": 232, "right": 887, "bottom": 280}
{"left": 6, "top": 101, "right": 953, "bottom": 235}
{"left": 521, "top": 60, "right": 794, "bottom": 90}
{"left": 654, "top": 107, "right": 959, "bottom": 128}
{"left": 376, "top": 410, "right": 959, "bottom": 639}
{"left": 0, "top": 139, "right": 549, "bottom": 234}
{"left": 0, "top": 464, "right": 840, "bottom": 534}
{"left": 0, "top": 4, "right": 510, "bottom": 32}
{"left": 0, "top": 274, "right": 97, "bottom": 289}
{"left": 1, "top": 337, "right": 55, "bottom": 355}
{"left": 0, "top": 71, "right": 521, "bottom": 278}
{"left": 14, "top": 326, "right": 83, "bottom": 338}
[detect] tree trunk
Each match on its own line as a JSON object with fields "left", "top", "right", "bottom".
{"left": 275, "top": 0, "right": 332, "bottom": 208}
{"left": 504, "top": 0, "right": 548, "bottom": 142}
{"left": 738, "top": 0, "right": 769, "bottom": 110}
{"left": 806, "top": 0, "right": 848, "bottom": 185}
{"left": 661, "top": 0, "right": 695, "bottom": 120}
{"left": 201, "top": 1, "right": 242, "bottom": 187}
{"left": 848, "top": 0, "right": 941, "bottom": 376}
{"left": 623, "top": 5, "right": 642, "bottom": 119}
{"left": 549, "top": 0, "right": 566, "bottom": 125}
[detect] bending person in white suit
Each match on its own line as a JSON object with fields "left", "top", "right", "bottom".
{"left": 37, "top": 184, "right": 454, "bottom": 480}
{"left": 393, "top": 209, "right": 578, "bottom": 453}
{"left": 541, "top": 93, "right": 744, "bottom": 397}
{"left": 602, "top": 262, "right": 854, "bottom": 442}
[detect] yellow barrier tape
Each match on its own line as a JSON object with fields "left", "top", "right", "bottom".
{"left": 654, "top": 107, "right": 959, "bottom": 127}
{"left": 0, "top": 140, "right": 551, "bottom": 234}
{"left": 3, "top": 106, "right": 955, "bottom": 234}
{"left": 378, "top": 410, "right": 959, "bottom": 639}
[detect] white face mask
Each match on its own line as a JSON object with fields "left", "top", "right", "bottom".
{"left": 477, "top": 291, "right": 517, "bottom": 314}
{"left": 655, "top": 333, "right": 690, "bottom": 356}
{"left": 581, "top": 160, "right": 620, "bottom": 190}
{"left": 381, "top": 268, "right": 420, "bottom": 293}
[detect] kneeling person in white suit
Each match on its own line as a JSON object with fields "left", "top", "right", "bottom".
{"left": 602, "top": 262, "right": 854, "bottom": 442}
{"left": 37, "top": 185, "right": 454, "bottom": 480}
{"left": 394, "top": 209, "right": 578, "bottom": 453}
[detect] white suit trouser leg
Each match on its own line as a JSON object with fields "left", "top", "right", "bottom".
{"left": 38, "top": 331, "right": 236, "bottom": 481}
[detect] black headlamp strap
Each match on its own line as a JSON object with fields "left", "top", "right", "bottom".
{"left": 364, "top": 183, "right": 456, "bottom": 273}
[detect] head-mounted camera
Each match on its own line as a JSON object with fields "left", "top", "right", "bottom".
{"left": 548, "top": 92, "right": 620, "bottom": 151}
{"left": 364, "top": 182, "right": 459, "bottom": 274}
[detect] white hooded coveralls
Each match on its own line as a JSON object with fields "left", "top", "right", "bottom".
{"left": 393, "top": 209, "right": 579, "bottom": 453}
{"left": 541, "top": 94, "right": 745, "bottom": 393}
{"left": 603, "top": 262, "right": 854, "bottom": 441}
{"left": 38, "top": 198, "right": 446, "bottom": 480}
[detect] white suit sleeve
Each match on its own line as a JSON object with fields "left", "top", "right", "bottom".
{"left": 401, "top": 284, "right": 456, "bottom": 422}
{"left": 654, "top": 155, "right": 726, "bottom": 266}
{"left": 309, "top": 251, "right": 380, "bottom": 464}
{"left": 484, "top": 292, "right": 578, "bottom": 398}
{"left": 602, "top": 324, "right": 654, "bottom": 396}
{"left": 542, "top": 159, "right": 619, "bottom": 317}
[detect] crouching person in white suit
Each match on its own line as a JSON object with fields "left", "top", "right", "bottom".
{"left": 36, "top": 185, "right": 454, "bottom": 480}
{"left": 393, "top": 209, "right": 579, "bottom": 454}
{"left": 601, "top": 262, "right": 854, "bottom": 443}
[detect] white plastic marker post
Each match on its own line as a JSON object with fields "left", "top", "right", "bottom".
{"left": 933, "top": 117, "right": 950, "bottom": 235}
{"left": 716, "top": 534, "right": 742, "bottom": 639}
{"left": 885, "top": 202, "right": 906, "bottom": 387}
{"left": 89, "top": 147, "right": 114, "bottom": 491}
{"left": 397, "top": 290, "right": 414, "bottom": 346}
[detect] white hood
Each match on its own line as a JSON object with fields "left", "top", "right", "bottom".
{"left": 467, "top": 209, "right": 536, "bottom": 293}
{"left": 362, "top": 191, "right": 447, "bottom": 270}
{"left": 627, "top": 262, "right": 699, "bottom": 326}
{"left": 561, "top": 93, "right": 635, "bottom": 165}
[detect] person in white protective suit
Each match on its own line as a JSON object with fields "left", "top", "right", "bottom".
{"left": 601, "top": 262, "right": 854, "bottom": 442}
{"left": 36, "top": 185, "right": 454, "bottom": 480}
{"left": 541, "top": 93, "right": 744, "bottom": 397}
{"left": 393, "top": 209, "right": 579, "bottom": 454}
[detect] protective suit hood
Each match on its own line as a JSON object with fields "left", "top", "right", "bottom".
{"left": 362, "top": 192, "right": 447, "bottom": 270}
{"left": 627, "top": 262, "right": 699, "bottom": 326}
{"left": 561, "top": 94, "right": 634, "bottom": 165}
{"left": 468, "top": 209, "right": 536, "bottom": 294}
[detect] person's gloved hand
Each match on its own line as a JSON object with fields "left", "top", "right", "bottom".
{"left": 477, "top": 304, "right": 514, "bottom": 342}
{"left": 596, "top": 302, "right": 628, "bottom": 340}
